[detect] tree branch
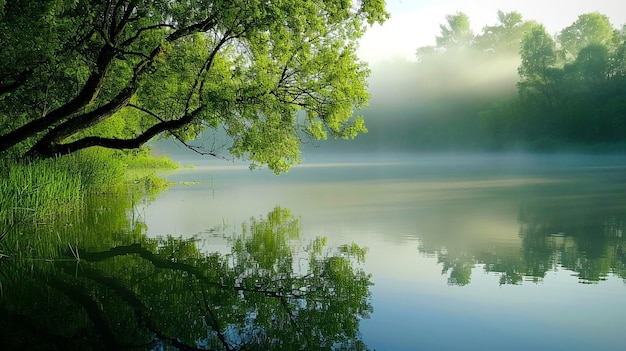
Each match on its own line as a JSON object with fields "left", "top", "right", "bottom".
{"left": 0, "top": 44, "right": 117, "bottom": 152}
{"left": 1, "top": 7, "right": 220, "bottom": 155}
{"left": 199, "top": 289, "right": 235, "bottom": 351}
{"left": 70, "top": 265, "right": 209, "bottom": 351}
{"left": 75, "top": 243, "right": 304, "bottom": 299}
{"left": 128, "top": 104, "right": 228, "bottom": 159}
{"left": 41, "top": 107, "right": 203, "bottom": 155}
{"left": 47, "top": 276, "right": 121, "bottom": 350}
{"left": 24, "top": 12, "right": 227, "bottom": 157}
{"left": 25, "top": 86, "right": 136, "bottom": 157}
{"left": 119, "top": 24, "right": 175, "bottom": 48}
{"left": 0, "top": 69, "right": 34, "bottom": 96}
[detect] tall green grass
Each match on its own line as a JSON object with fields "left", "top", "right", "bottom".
{"left": 121, "top": 146, "right": 178, "bottom": 199}
{"left": 0, "top": 148, "right": 126, "bottom": 226}
{"left": 73, "top": 148, "right": 128, "bottom": 192}
{"left": 120, "top": 146, "right": 179, "bottom": 169}
{"left": 0, "top": 146, "right": 179, "bottom": 227}
{"left": 1, "top": 157, "right": 80, "bottom": 225}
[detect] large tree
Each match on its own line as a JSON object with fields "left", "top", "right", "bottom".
{"left": 0, "top": 0, "right": 388, "bottom": 173}
{"left": 474, "top": 10, "right": 535, "bottom": 56}
{"left": 435, "top": 12, "right": 474, "bottom": 50}
{"left": 558, "top": 12, "right": 615, "bottom": 61}
{"left": 517, "top": 24, "right": 561, "bottom": 111}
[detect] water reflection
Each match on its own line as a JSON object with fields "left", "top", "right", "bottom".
{"left": 114, "top": 155, "right": 626, "bottom": 351}
{"left": 5, "top": 155, "right": 626, "bottom": 350}
{"left": 419, "top": 178, "right": 626, "bottom": 286}
{"left": 0, "top": 195, "right": 372, "bottom": 350}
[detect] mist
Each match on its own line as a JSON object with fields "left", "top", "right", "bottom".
{"left": 156, "top": 9, "right": 626, "bottom": 163}
{"left": 367, "top": 53, "right": 520, "bottom": 107}
{"left": 156, "top": 49, "right": 524, "bottom": 160}
{"left": 310, "top": 48, "right": 521, "bottom": 154}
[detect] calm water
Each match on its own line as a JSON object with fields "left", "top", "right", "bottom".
{"left": 140, "top": 153, "right": 626, "bottom": 351}
{"left": 3, "top": 153, "right": 626, "bottom": 350}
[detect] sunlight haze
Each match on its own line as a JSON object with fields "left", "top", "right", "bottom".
{"left": 358, "top": 0, "right": 626, "bottom": 63}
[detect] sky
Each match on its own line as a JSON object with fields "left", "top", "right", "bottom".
{"left": 358, "top": 0, "right": 626, "bottom": 63}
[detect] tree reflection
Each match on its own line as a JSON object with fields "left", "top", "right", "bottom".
{"left": 438, "top": 253, "right": 474, "bottom": 286}
{"left": 518, "top": 198, "right": 626, "bottom": 283}
{"left": 419, "top": 195, "right": 626, "bottom": 286}
{"left": 0, "top": 206, "right": 372, "bottom": 350}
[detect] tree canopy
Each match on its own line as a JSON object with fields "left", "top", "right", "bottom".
{"left": 435, "top": 12, "right": 473, "bottom": 50}
{"left": 360, "top": 10, "right": 626, "bottom": 152}
{"left": 0, "top": 0, "right": 388, "bottom": 173}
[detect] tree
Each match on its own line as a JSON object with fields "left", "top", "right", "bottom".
{"left": 558, "top": 13, "right": 615, "bottom": 61}
{"left": 517, "top": 24, "right": 561, "bottom": 111}
{"left": 474, "top": 10, "right": 534, "bottom": 56}
{"left": 435, "top": 12, "right": 474, "bottom": 51}
{"left": 518, "top": 25, "right": 558, "bottom": 80}
{"left": 0, "top": 0, "right": 388, "bottom": 173}
{"left": 610, "top": 25, "right": 626, "bottom": 77}
{"left": 571, "top": 44, "right": 610, "bottom": 92}
{"left": 415, "top": 12, "right": 473, "bottom": 62}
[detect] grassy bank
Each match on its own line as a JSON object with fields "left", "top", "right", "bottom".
{"left": 0, "top": 147, "right": 178, "bottom": 226}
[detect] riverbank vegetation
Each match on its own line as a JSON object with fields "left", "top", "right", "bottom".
{"left": 0, "top": 147, "right": 177, "bottom": 227}
{"left": 357, "top": 11, "right": 626, "bottom": 153}
{"left": 0, "top": 0, "right": 387, "bottom": 174}
{"left": 1, "top": 0, "right": 389, "bottom": 227}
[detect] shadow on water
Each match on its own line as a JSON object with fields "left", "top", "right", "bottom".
{"left": 0, "top": 191, "right": 373, "bottom": 350}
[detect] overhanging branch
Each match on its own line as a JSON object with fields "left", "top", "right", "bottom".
{"left": 46, "top": 107, "right": 203, "bottom": 154}
{"left": 128, "top": 103, "right": 228, "bottom": 160}
{"left": 0, "top": 44, "right": 117, "bottom": 152}
{"left": 1, "top": 10, "right": 221, "bottom": 155}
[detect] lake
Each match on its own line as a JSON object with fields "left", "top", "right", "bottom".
{"left": 3, "top": 153, "right": 626, "bottom": 350}
{"left": 140, "top": 152, "right": 626, "bottom": 351}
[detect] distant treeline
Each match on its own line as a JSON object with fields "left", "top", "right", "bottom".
{"left": 359, "top": 11, "right": 626, "bottom": 152}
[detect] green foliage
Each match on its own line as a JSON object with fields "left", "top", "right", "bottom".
{"left": 0, "top": 205, "right": 374, "bottom": 350}
{"left": 405, "top": 10, "right": 626, "bottom": 152}
{"left": 558, "top": 13, "right": 615, "bottom": 60}
{"left": 570, "top": 44, "right": 610, "bottom": 91}
{"left": 0, "top": 0, "right": 388, "bottom": 173}
{"left": 511, "top": 13, "right": 626, "bottom": 147}
{"left": 0, "top": 148, "right": 127, "bottom": 226}
{"left": 518, "top": 25, "right": 557, "bottom": 81}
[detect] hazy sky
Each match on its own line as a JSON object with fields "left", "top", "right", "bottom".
{"left": 358, "top": 0, "right": 626, "bottom": 63}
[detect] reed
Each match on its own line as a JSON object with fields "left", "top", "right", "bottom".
{"left": 1, "top": 158, "right": 79, "bottom": 225}
{"left": 0, "top": 146, "right": 178, "bottom": 226}
{"left": 120, "top": 146, "right": 179, "bottom": 170}
{"left": 125, "top": 154, "right": 179, "bottom": 169}
{"left": 0, "top": 148, "right": 126, "bottom": 226}
{"left": 71, "top": 148, "right": 126, "bottom": 192}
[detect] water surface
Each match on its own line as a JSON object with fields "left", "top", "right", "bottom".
{"left": 3, "top": 153, "right": 626, "bottom": 350}
{"left": 140, "top": 153, "right": 626, "bottom": 351}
